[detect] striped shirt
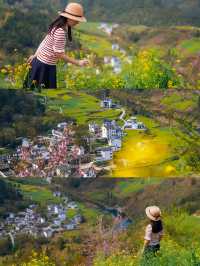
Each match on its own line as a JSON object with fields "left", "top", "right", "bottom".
{"left": 36, "top": 27, "right": 66, "bottom": 65}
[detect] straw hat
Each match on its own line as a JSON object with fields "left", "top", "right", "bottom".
{"left": 58, "top": 3, "right": 87, "bottom": 23}
{"left": 145, "top": 206, "right": 161, "bottom": 221}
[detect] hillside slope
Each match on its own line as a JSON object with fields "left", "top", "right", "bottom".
{"left": 61, "top": 0, "right": 200, "bottom": 26}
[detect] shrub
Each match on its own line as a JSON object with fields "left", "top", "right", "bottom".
{"left": 20, "top": 251, "right": 55, "bottom": 266}
{"left": 122, "top": 49, "right": 183, "bottom": 89}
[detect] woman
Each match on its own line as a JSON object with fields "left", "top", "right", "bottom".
{"left": 24, "top": 2, "right": 89, "bottom": 89}
{"left": 142, "top": 206, "right": 163, "bottom": 256}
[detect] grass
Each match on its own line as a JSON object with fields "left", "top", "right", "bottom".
{"left": 76, "top": 22, "right": 108, "bottom": 37}
{"left": 79, "top": 33, "right": 121, "bottom": 57}
{"left": 40, "top": 88, "right": 121, "bottom": 124}
{"left": 12, "top": 178, "right": 48, "bottom": 186}
{"left": 85, "top": 191, "right": 111, "bottom": 203}
{"left": 16, "top": 183, "right": 61, "bottom": 205}
{"left": 0, "top": 147, "right": 12, "bottom": 155}
{"left": 164, "top": 211, "right": 200, "bottom": 247}
{"left": 67, "top": 209, "right": 79, "bottom": 220}
{"left": 0, "top": 77, "right": 12, "bottom": 88}
{"left": 113, "top": 178, "right": 162, "bottom": 197}
{"left": 180, "top": 38, "right": 200, "bottom": 54}
{"left": 77, "top": 202, "right": 101, "bottom": 225}
{"left": 161, "top": 92, "right": 198, "bottom": 111}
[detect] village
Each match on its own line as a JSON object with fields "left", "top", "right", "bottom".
{"left": 0, "top": 191, "right": 83, "bottom": 241}
{"left": 0, "top": 97, "right": 147, "bottom": 179}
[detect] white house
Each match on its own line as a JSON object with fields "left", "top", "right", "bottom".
{"left": 124, "top": 119, "right": 138, "bottom": 129}
{"left": 22, "top": 138, "right": 30, "bottom": 148}
{"left": 67, "top": 202, "right": 78, "bottom": 209}
{"left": 58, "top": 213, "right": 66, "bottom": 222}
{"left": 104, "top": 56, "right": 110, "bottom": 64}
{"left": 64, "top": 223, "right": 76, "bottom": 230}
{"left": 99, "top": 23, "right": 113, "bottom": 35}
{"left": 112, "top": 43, "right": 120, "bottom": 50}
{"left": 9, "top": 213, "right": 15, "bottom": 219}
{"left": 137, "top": 122, "right": 146, "bottom": 130}
{"left": 79, "top": 162, "right": 96, "bottom": 178}
{"left": 57, "top": 122, "right": 68, "bottom": 130}
{"left": 108, "top": 137, "right": 122, "bottom": 151}
{"left": 52, "top": 129, "right": 63, "bottom": 138}
{"left": 111, "top": 57, "right": 122, "bottom": 73}
{"left": 113, "top": 23, "right": 119, "bottom": 29}
{"left": 40, "top": 218, "right": 46, "bottom": 224}
{"left": 54, "top": 206, "right": 59, "bottom": 215}
{"left": 113, "top": 66, "right": 122, "bottom": 74}
{"left": 72, "top": 215, "right": 83, "bottom": 224}
{"left": 111, "top": 57, "right": 121, "bottom": 68}
{"left": 120, "top": 48, "right": 126, "bottom": 55}
{"left": 100, "top": 98, "right": 113, "bottom": 109}
{"left": 124, "top": 117, "right": 146, "bottom": 130}
{"left": 95, "top": 146, "right": 113, "bottom": 162}
{"left": 43, "top": 228, "right": 53, "bottom": 238}
{"left": 130, "top": 116, "right": 138, "bottom": 123}
{"left": 53, "top": 219, "right": 61, "bottom": 227}
{"left": 88, "top": 123, "right": 100, "bottom": 134}
{"left": 101, "top": 120, "right": 123, "bottom": 140}
{"left": 53, "top": 191, "right": 62, "bottom": 197}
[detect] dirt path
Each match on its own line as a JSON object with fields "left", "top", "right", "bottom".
{"left": 119, "top": 107, "right": 126, "bottom": 122}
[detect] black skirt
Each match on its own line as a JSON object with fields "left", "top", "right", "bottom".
{"left": 23, "top": 57, "right": 57, "bottom": 89}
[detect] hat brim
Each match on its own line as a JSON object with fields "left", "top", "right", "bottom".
{"left": 58, "top": 11, "right": 87, "bottom": 22}
{"left": 145, "top": 207, "right": 161, "bottom": 221}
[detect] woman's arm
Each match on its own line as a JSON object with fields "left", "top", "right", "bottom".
{"left": 141, "top": 224, "right": 151, "bottom": 253}
{"left": 27, "top": 41, "right": 43, "bottom": 64}
{"left": 27, "top": 54, "right": 37, "bottom": 64}
{"left": 55, "top": 52, "right": 89, "bottom": 67}
{"left": 142, "top": 239, "right": 150, "bottom": 253}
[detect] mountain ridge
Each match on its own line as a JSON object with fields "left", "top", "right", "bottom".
{"left": 1, "top": 0, "right": 200, "bottom": 26}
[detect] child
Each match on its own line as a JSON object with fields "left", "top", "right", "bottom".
{"left": 24, "top": 2, "right": 89, "bottom": 89}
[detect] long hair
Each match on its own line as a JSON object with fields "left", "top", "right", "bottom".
{"left": 150, "top": 220, "right": 163, "bottom": 233}
{"left": 48, "top": 16, "right": 72, "bottom": 42}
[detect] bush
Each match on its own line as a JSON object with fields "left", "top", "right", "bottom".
{"left": 122, "top": 49, "right": 183, "bottom": 89}
{"left": 20, "top": 251, "right": 55, "bottom": 266}
{"left": 94, "top": 239, "right": 200, "bottom": 266}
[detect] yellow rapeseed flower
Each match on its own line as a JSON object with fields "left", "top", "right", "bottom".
{"left": 1, "top": 69, "right": 7, "bottom": 74}
{"left": 168, "top": 80, "right": 173, "bottom": 88}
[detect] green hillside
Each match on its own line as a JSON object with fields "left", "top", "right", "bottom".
{"left": 82, "top": 0, "right": 200, "bottom": 26}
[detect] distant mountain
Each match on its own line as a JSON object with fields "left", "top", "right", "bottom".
{"left": 2, "top": 0, "right": 200, "bottom": 26}
{"left": 81, "top": 0, "right": 200, "bottom": 26}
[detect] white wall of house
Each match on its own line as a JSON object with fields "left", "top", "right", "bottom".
{"left": 108, "top": 138, "right": 122, "bottom": 151}
{"left": 96, "top": 149, "right": 113, "bottom": 162}
{"left": 101, "top": 125, "right": 109, "bottom": 138}
{"left": 81, "top": 168, "right": 96, "bottom": 178}
{"left": 101, "top": 99, "right": 113, "bottom": 108}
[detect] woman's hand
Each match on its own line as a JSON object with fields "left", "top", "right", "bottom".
{"left": 78, "top": 59, "right": 90, "bottom": 67}
{"left": 27, "top": 55, "right": 36, "bottom": 64}
{"left": 58, "top": 54, "right": 90, "bottom": 67}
